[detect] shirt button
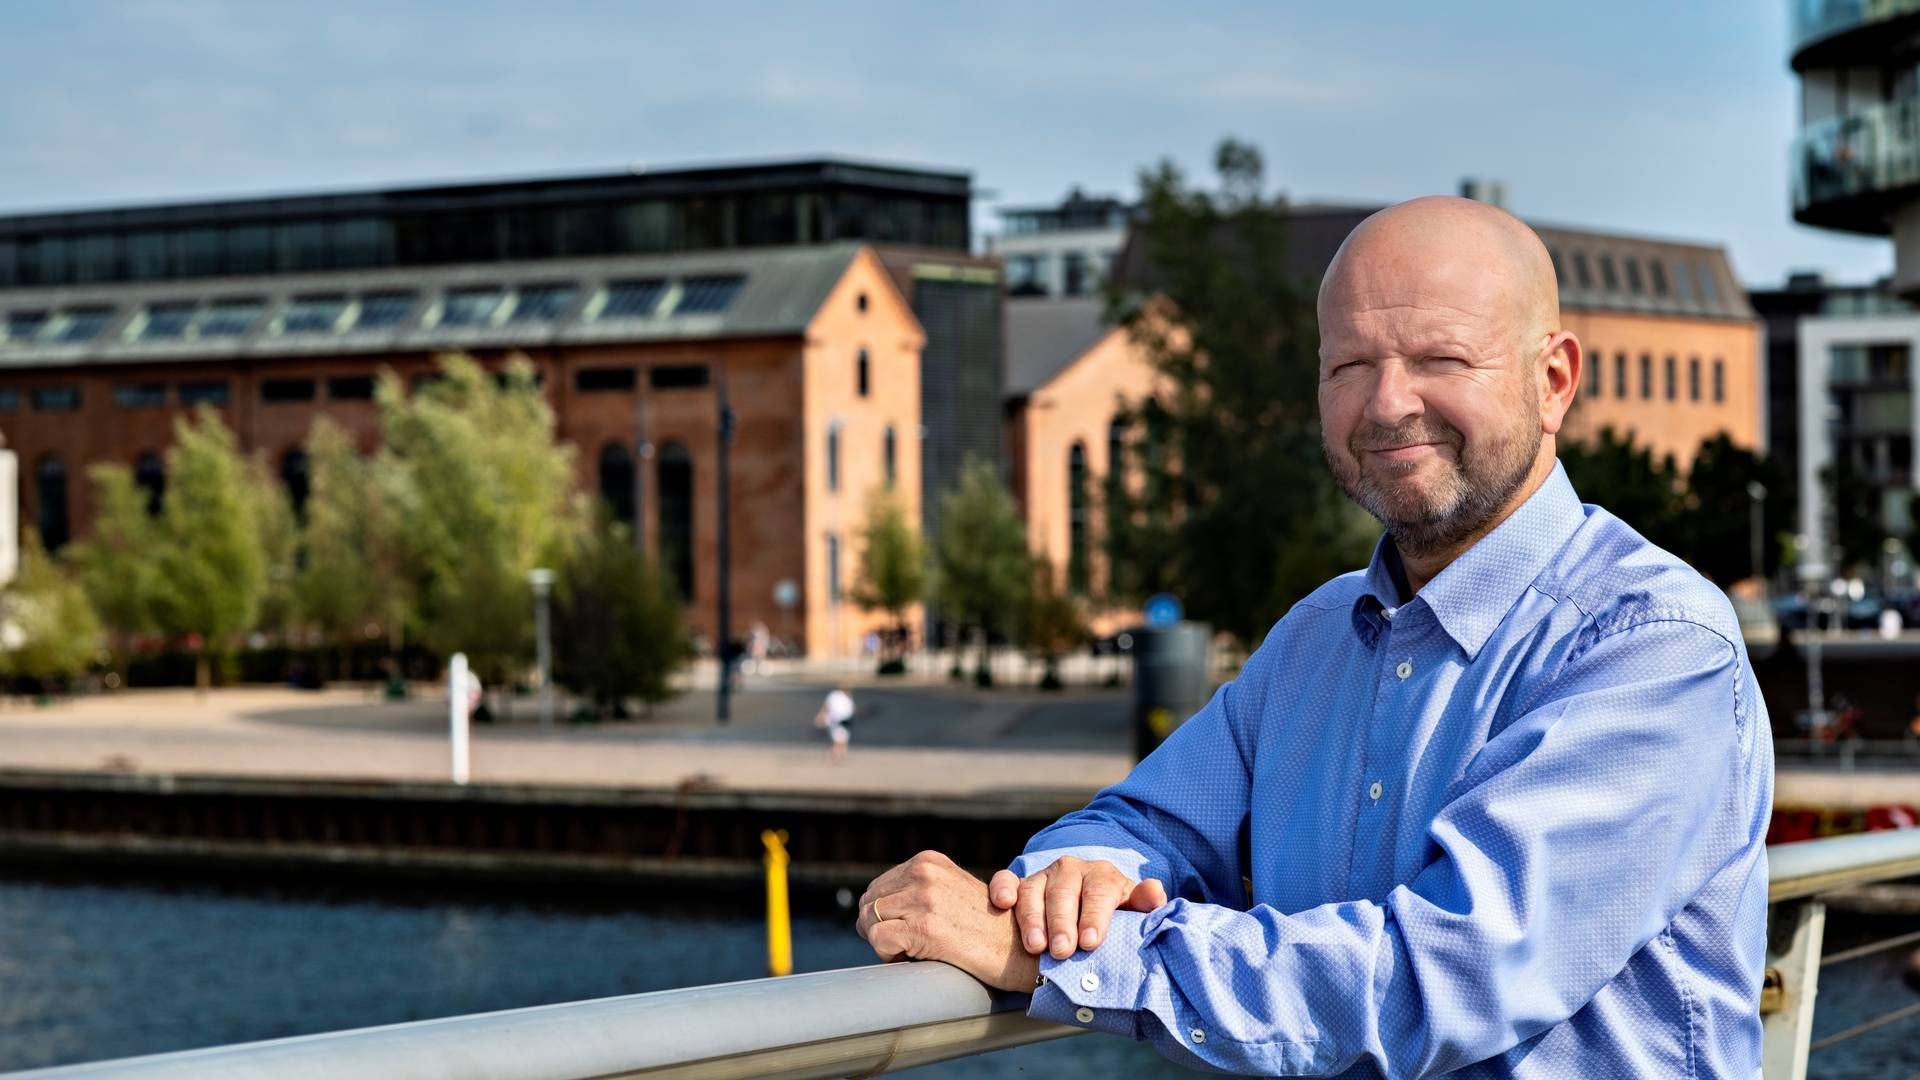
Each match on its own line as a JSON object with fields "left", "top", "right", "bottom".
{"left": 1080, "top": 972, "right": 1101, "bottom": 992}
{"left": 1075, "top": 1007, "right": 1095, "bottom": 1024}
{"left": 1395, "top": 660, "right": 1413, "bottom": 680}
{"left": 1369, "top": 781, "right": 1383, "bottom": 801}
{"left": 1190, "top": 1027, "right": 1207, "bottom": 1044}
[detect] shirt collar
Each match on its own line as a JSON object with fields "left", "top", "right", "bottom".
{"left": 1351, "top": 459, "right": 1586, "bottom": 661}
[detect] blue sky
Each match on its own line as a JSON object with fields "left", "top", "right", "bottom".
{"left": 0, "top": 1, "right": 1890, "bottom": 287}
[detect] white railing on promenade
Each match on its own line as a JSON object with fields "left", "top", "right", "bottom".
{"left": 11, "top": 829, "right": 1920, "bottom": 1080}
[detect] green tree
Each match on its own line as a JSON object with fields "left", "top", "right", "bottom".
{"left": 1105, "top": 138, "right": 1375, "bottom": 647}
{"left": 373, "top": 354, "right": 582, "bottom": 690}
{"left": 68, "top": 463, "right": 160, "bottom": 681}
{"left": 149, "top": 407, "right": 267, "bottom": 694}
{"left": 0, "top": 530, "right": 102, "bottom": 691}
{"left": 850, "top": 489, "right": 926, "bottom": 668}
{"left": 294, "top": 417, "right": 389, "bottom": 678}
{"left": 1558, "top": 426, "right": 1688, "bottom": 556}
{"left": 932, "top": 457, "right": 1030, "bottom": 685}
{"left": 552, "top": 518, "right": 688, "bottom": 719}
{"left": 248, "top": 456, "right": 300, "bottom": 640}
{"left": 1021, "top": 557, "right": 1086, "bottom": 690}
{"left": 1681, "top": 433, "right": 1787, "bottom": 587}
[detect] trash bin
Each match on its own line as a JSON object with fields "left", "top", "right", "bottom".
{"left": 1131, "top": 621, "right": 1211, "bottom": 760}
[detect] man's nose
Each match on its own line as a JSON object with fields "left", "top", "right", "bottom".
{"left": 1362, "top": 360, "right": 1423, "bottom": 428}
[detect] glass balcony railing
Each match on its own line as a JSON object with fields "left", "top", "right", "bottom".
{"left": 1792, "top": 94, "right": 1920, "bottom": 221}
{"left": 1793, "top": 0, "right": 1920, "bottom": 54}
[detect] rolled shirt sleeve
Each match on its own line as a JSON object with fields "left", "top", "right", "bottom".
{"left": 1026, "top": 618, "right": 1756, "bottom": 1077}
{"left": 1010, "top": 654, "right": 1264, "bottom": 907}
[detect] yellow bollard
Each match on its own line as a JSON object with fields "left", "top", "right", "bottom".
{"left": 762, "top": 829, "right": 793, "bottom": 977}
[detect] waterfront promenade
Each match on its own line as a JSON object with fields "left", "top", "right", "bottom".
{"left": 0, "top": 674, "right": 1135, "bottom": 800}
{"left": 0, "top": 671, "right": 1909, "bottom": 809}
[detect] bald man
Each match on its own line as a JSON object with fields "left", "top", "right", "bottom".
{"left": 856, "top": 198, "right": 1772, "bottom": 1077}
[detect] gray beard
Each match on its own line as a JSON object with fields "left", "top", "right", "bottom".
{"left": 1325, "top": 425, "right": 1540, "bottom": 560}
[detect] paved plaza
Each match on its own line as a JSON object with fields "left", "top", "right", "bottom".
{"left": 0, "top": 670, "right": 1139, "bottom": 800}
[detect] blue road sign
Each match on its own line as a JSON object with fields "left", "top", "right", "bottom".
{"left": 1145, "top": 593, "right": 1183, "bottom": 628}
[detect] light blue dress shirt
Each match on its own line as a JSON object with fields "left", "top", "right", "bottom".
{"left": 1012, "top": 461, "right": 1773, "bottom": 1077}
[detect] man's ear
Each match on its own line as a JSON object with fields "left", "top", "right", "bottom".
{"left": 1539, "top": 331, "right": 1580, "bottom": 436}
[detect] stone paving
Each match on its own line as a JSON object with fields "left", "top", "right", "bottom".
{"left": 0, "top": 675, "right": 1138, "bottom": 800}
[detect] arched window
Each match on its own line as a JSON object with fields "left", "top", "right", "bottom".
{"left": 134, "top": 451, "right": 166, "bottom": 517}
{"left": 1664, "top": 355, "right": 1676, "bottom": 402}
{"left": 826, "top": 531, "right": 842, "bottom": 604}
{"left": 1712, "top": 358, "right": 1725, "bottom": 403}
{"left": 857, "top": 348, "right": 870, "bottom": 398}
{"left": 1104, "top": 416, "right": 1130, "bottom": 597}
{"left": 826, "top": 421, "right": 841, "bottom": 493}
{"left": 1586, "top": 347, "right": 1602, "bottom": 396}
{"left": 656, "top": 441, "right": 694, "bottom": 601}
{"left": 1614, "top": 353, "right": 1627, "bottom": 399}
{"left": 1067, "top": 441, "right": 1089, "bottom": 595}
{"left": 281, "top": 448, "right": 310, "bottom": 521}
{"left": 883, "top": 425, "right": 897, "bottom": 489}
{"left": 1688, "top": 357, "right": 1702, "bottom": 402}
{"left": 598, "top": 442, "right": 636, "bottom": 527}
{"left": 1141, "top": 396, "right": 1169, "bottom": 506}
{"left": 36, "top": 455, "right": 68, "bottom": 551}
{"left": 1638, "top": 353, "right": 1653, "bottom": 400}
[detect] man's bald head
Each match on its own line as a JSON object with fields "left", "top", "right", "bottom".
{"left": 1314, "top": 196, "right": 1582, "bottom": 577}
{"left": 1318, "top": 196, "right": 1560, "bottom": 353}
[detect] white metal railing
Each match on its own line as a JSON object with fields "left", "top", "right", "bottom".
{"left": 10, "top": 829, "right": 1920, "bottom": 1080}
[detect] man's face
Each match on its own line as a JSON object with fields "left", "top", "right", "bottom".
{"left": 1317, "top": 272, "right": 1543, "bottom": 558}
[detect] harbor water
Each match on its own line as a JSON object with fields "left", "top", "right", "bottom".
{"left": 0, "top": 869, "right": 1912, "bottom": 1078}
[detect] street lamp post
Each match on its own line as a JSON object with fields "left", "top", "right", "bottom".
{"left": 716, "top": 377, "right": 736, "bottom": 725}
{"left": 529, "top": 567, "right": 555, "bottom": 729}
{"left": 1747, "top": 481, "right": 1768, "bottom": 592}
{"left": 1798, "top": 556, "right": 1830, "bottom": 740}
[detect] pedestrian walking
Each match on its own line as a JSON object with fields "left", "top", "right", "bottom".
{"left": 814, "top": 682, "right": 855, "bottom": 764}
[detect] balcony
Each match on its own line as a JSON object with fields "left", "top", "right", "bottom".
{"left": 1792, "top": 95, "right": 1920, "bottom": 234}
{"left": 1792, "top": 0, "right": 1920, "bottom": 68}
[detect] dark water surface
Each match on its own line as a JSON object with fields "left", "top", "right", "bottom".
{"left": 0, "top": 869, "right": 1911, "bottom": 1077}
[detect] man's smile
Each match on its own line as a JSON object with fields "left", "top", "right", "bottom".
{"left": 1366, "top": 442, "right": 1444, "bottom": 461}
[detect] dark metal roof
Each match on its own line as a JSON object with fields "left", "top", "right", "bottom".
{"left": 1004, "top": 297, "right": 1114, "bottom": 397}
{"left": 0, "top": 242, "right": 867, "bottom": 370}
{"left": 0, "top": 158, "right": 975, "bottom": 236}
{"left": 1115, "top": 203, "right": 1758, "bottom": 322}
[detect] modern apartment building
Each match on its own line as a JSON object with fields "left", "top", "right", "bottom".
{"left": 986, "top": 189, "right": 1133, "bottom": 300}
{"left": 1789, "top": 0, "right": 1920, "bottom": 298}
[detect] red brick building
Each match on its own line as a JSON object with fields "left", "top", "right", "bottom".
{"left": 0, "top": 241, "right": 924, "bottom": 659}
{"left": 0, "top": 159, "right": 1020, "bottom": 657}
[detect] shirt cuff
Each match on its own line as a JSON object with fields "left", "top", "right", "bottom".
{"left": 1008, "top": 845, "right": 1151, "bottom": 880}
{"left": 1025, "top": 909, "right": 1152, "bottom": 1039}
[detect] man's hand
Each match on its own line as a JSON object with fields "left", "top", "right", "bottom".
{"left": 988, "top": 857, "right": 1168, "bottom": 959}
{"left": 855, "top": 850, "right": 1040, "bottom": 992}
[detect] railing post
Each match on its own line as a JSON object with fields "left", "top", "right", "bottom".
{"left": 1761, "top": 899, "right": 1826, "bottom": 1080}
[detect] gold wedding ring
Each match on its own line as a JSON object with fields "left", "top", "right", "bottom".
{"left": 871, "top": 898, "right": 885, "bottom": 923}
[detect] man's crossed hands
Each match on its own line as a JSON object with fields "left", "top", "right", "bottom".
{"left": 855, "top": 850, "right": 1168, "bottom": 991}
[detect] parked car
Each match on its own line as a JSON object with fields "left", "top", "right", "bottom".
{"left": 1890, "top": 590, "right": 1920, "bottom": 626}
{"left": 1771, "top": 594, "right": 1809, "bottom": 631}
{"left": 1845, "top": 594, "right": 1890, "bottom": 630}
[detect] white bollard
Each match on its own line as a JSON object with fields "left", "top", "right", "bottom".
{"left": 449, "top": 652, "right": 470, "bottom": 786}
